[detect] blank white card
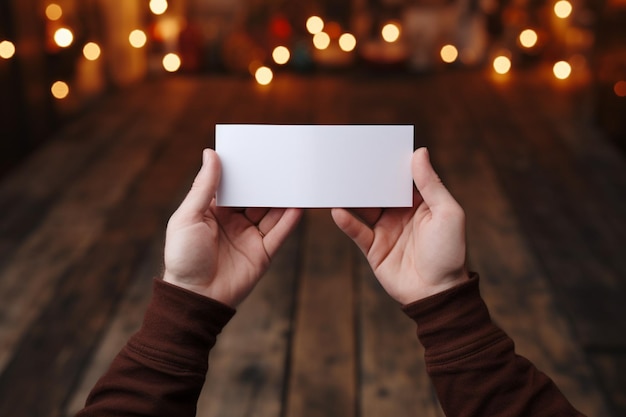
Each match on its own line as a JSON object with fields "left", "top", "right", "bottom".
{"left": 215, "top": 124, "right": 414, "bottom": 208}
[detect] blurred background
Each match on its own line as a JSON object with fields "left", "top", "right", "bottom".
{"left": 1, "top": 1, "right": 626, "bottom": 417}
{"left": 1, "top": 0, "right": 625, "bottom": 173}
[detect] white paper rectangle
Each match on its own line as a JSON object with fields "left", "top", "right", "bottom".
{"left": 215, "top": 124, "right": 414, "bottom": 208}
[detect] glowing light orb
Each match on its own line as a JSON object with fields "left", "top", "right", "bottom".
{"left": 51, "top": 81, "right": 69, "bottom": 99}
{"left": 83, "top": 42, "right": 101, "bottom": 61}
{"left": 149, "top": 0, "right": 168, "bottom": 15}
{"left": 313, "top": 32, "right": 331, "bottom": 50}
{"left": 553, "top": 60, "right": 572, "bottom": 79}
{"left": 493, "top": 55, "right": 512, "bottom": 74}
{"left": 338, "top": 33, "right": 357, "bottom": 52}
{"left": 306, "top": 16, "right": 324, "bottom": 35}
{"left": 54, "top": 28, "right": 74, "bottom": 48}
{"left": 614, "top": 81, "right": 626, "bottom": 97}
{"left": 381, "top": 23, "right": 401, "bottom": 43}
{"left": 129, "top": 30, "right": 147, "bottom": 48}
{"left": 272, "top": 46, "right": 290, "bottom": 65}
{"left": 162, "top": 53, "right": 181, "bottom": 72}
{"left": 519, "top": 29, "right": 538, "bottom": 48}
{"left": 45, "top": 4, "right": 63, "bottom": 21}
{"left": 0, "top": 40, "right": 16, "bottom": 59}
{"left": 554, "top": 0, "right": 573, "bottom": 18}
{"left": 440, "top": 44, "right": 458, "bottom": 63}
{"left": 255, "top": 66, "right": 273, "bottom": 86}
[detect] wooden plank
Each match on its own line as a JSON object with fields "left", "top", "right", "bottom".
{"left": 285, "top": 209, "right": 356, "bottom": 417}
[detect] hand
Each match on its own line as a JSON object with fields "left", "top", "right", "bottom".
{"left": 332, "top": 147, "right": 469, "bottom": 305}
{"left": 163, "top": 149, "right": 303, "bottom": 307}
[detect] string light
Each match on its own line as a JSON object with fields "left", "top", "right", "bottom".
{"left": 272, "top": 46, "right": 290, "bottom": 65}
{"left": 163, "top": 53, "right": 181, "bottom": 72}
{"left": 312, "top": 32, "right": 331, "bottom": 50}
{"left": 255, "top": 66, "right": 273, "bottom": 85}
{"left": 0, "top": 40, "right": 16, "bottom": 59}
{"left": 440, "top": 44, "right": 458, "bottom": 63}
{"left": 51, "top": 81, "right": 70, "bottom": 99}
{"left": 519, "top": 29, "right": 538, "bottom": 48}
{"left": 306, "top": 16, "right": 324, "bottom": 35}
{"left": 554, "top": 0, "right": 573, "bottom": 18}
{"left": 83, "top": 42, "right": 101, "bottom": 61}
{"left": 129, "top": 30, "right": 147, "bottom": 48}
{"left": 493, "top": 55, "right": 512, "bottom": 74}
{"left": 381, "top": 23, "right": 401, "bottom": 43}
{"left": 338, "top": 33, "right": 357, "bottom": 52}
{"left": 45, "top": 3, "right": 63, "bottom": 21}
{"left": 553, "top": 60, "right": 572, "bottom": 79}
{"left": 54, "top": 28, "right": 74, "bottom": 48}
{"left": 149, "top": 0, "right": 168, "bottom": 15}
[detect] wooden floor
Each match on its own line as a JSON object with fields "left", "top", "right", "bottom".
{"left": 0, "top": 68, "right": 625, "bottom": 417}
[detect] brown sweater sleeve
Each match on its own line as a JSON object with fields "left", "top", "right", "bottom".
{"left": 76, "top": 279, "right": 235, "bottom": 417}
{"left": 402, "top": 274, "right": 585, "bottom": 417}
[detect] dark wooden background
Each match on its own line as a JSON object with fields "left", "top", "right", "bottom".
{"left": 0, "top": 68, "right": 625, "bottom": 417}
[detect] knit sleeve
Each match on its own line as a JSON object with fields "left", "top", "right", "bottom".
{"left": 76, "top": 279, "right": 235, "bottom": 417}
{"left": 402, "top": 274, "right": 584, "bottom": 417}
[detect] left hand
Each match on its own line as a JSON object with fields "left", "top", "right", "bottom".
{"left": 163, "top": 149, "right": 303, "bottom": 307}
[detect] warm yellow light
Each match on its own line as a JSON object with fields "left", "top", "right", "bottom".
{"left": 381, "top": 23, "right": 401, "bottom": 43}
{"left": 272, "top": 46, "right": 290, "bottom": 65}
{"left": 306, "top": 16, "right": 324, "bottom": 35}
{"left": 554, "top": 0, "right": 573, "bottom": 18}
{"left": 149, "top": 0, "right": 168, "bottom": 15}
{"left": 519, "top": 29, "right": 538, "bottom": 48}
{"left": 338, "top": 33, "right": 357, "bottom": 52}
{"left": 440, "top": 44, "right": 458, "bottom": 63}
{"left": 162, "top": 53, "right": 181, "bottom": 72}
{"left": 312, "top": 32, "right": 331, "bottom": 50}
{"left": 255, "top": 66, "right": 273, "bottom": 86}
{"left": 51, "top": 81, "right": 69, "bottom": 99}
{"left": 493, "top": 55, "right": 512, "bottom": 74}
{"left": 129, "top": 30, "right": 147, "bottom": 48}
{"left": 54, "top": 28, "right": 74, "bottom": 48}
{"left": 553, "top": 60, "right": 572, "bottom": 79}
{"left": 83, "top": 42, "right": 101, "bottom": 61}
{"left": 614, "top": 80, "right": 626, "bottom": 97}
{"left": 0, "top": 40, "right": 16, "bottom": 59}
{"left": 45, "top": 4, "right": 63, "bottom": 21}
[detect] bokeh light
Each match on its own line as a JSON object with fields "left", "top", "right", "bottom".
{"left": 51, "top": 81, "right": 69, "bottom": 99}
{"left": 255, "top": 66, "right": 273, "bottom": 86}
{"left": 306, "top": 16, "right": 324, "bottom": 35}
{"left": 519, "top": 29, "right": 538, "bottom": 48}
{"left": 54, "top": 28, "right": 74, "bottom": 48}
{"left": 45, "top": 4, "right": 63, "bottom": 21}
{"left": 493, "top": 55, "right": 512, "bottom": 74}
{"left": 162, "top": 53, "right": 181, "bottom": 72}
{"left": 149, "top": 0, "right": 168, "bottom": 15}
{"left": 614, "top": 81, "right": 626, "bottom": 97}
{"left": 440, "top": 44, "right": 458, "bottom": 63}
{"left": 554, "top": 0, "right": 573, "bottom": 18}
{"left": 0, "top": 40, "right": 16, "bottom": 59}
{"left": 83, "top": 42, "right": 101, "bottom": 61}
{"left": 272, "top": 46, "right": 290, "bottom": 65}
{"left": 553, "top": 60, "right": 572, "bottom": 79}
{"left": 381, "top": 23, "right": 401, "bottom": 43}
{"left": 129, "top": 30, "right": 147, "bottom": 48}
{"left": 313, "top": 32, "right": 331, "bottom": 50}
{"left": 338, "top": 33, "right": 357, "bottom": 52}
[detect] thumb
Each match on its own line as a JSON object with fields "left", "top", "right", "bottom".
{"left": 411, "top": 148, "right": 456, "bottom": 210}
{"left": 178, "top": 149, "right": 221, "bottom": 217}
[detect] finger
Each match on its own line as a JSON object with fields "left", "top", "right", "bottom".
{"left": 411, "top": 148, "right": 457, "bottom": 211}
{"left": 331, "top": 208, "right": 375, "bottom": 254}
{"left": 262, "top": 208, "right": 304, "bottom": 256}
{"left": 177, "top": 149, "right": 221, "bottom": 219}
{"left": 348, "top": 208, "right": 384, "bottom": 228}
{"left": 244, "top": 207, "right": 271, "bottom": 224}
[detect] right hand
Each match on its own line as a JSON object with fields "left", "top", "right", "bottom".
{"left": 332, "top": 147, "right": 469, "bottom": 305}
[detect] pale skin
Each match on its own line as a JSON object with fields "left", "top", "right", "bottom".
{"left": 163, "top": 147, "right": 469, "bottom": 307}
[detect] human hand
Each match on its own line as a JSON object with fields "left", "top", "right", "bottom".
{"left": 332, "top": 147, "right": 469, "bottom": 305}
{"left": 163, "top": 149, "right": 303, "bottom": 307}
